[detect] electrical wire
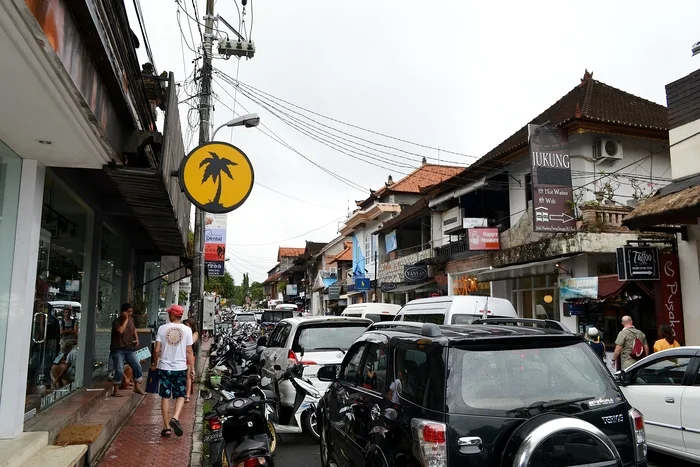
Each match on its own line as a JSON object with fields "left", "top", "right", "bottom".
{"left": 255, "top": 182, "right": 348, "bottom": 211}
{"left": 132, "top": 0, "right": 156, "bottom": 68}
{"left": 228, "top": 216, "right": 346, "bottom": 247}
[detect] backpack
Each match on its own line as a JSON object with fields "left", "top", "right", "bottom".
{"left": 628, "top": 329, "right": 645, "bottom": 359}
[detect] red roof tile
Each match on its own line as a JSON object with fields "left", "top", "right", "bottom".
{"left": 328, "top": 242, "right": 353, "bottom": 264}
{"left": 470, "top": 75, "right": 668, "bottom": 170}
{"left": 277, "top": 247, "right": 305, "bottom": 262}
{"left": 360, "top": 164, "right": 464, "bottom": 207}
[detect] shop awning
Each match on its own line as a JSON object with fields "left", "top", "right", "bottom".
{"left": 476, "top": 255, "right": 582, "bottom": 283}
{"left": 386, "top": 280, "right": 436, "bottom": 294}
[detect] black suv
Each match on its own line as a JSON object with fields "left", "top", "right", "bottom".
{"left": 316, "top": 319, "right": 647, "bottom": 467}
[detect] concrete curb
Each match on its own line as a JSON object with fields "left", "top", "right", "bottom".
{"left": 189, "top": 385, "right": 205, "bottom": 467}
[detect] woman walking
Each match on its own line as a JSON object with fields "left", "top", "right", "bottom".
{"left": 653, "top": 325, "right": 681, "bottom": 353}
{"left": 183, "top": 319, "right": 199, "bottom": 403}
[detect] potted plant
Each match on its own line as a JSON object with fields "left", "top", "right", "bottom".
{"left": 132, "top": 290, "right": 149, "bottom": 328}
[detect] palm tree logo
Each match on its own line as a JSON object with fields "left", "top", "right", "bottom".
{"left": 199, "top": 151, "right": 238, "bottom": 210}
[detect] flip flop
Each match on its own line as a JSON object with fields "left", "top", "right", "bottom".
{"left": 169, "top": 418, "right": 183, "bottom": 437}
{"left": 160, "top": 429, "right": 172, "bottom": 437}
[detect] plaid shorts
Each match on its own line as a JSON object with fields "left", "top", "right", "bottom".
{"left": 158, "top": 369, "right": 188, "bottom": 399}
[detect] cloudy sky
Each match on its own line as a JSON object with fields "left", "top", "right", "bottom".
{"left": 128, "top": 0, "right": 700, "bottom": 284}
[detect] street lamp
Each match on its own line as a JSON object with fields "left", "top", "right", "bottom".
{"left": 212, "top": 113, "right": 261, "bottom": 140}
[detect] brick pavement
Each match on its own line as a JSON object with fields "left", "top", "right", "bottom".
{"left": 97, "top": 389, "right": 197, "bottom": 467}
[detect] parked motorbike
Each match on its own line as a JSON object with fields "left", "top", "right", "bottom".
{"left": 203, "top": 374, "right": 278, "bottom": 467}
{"left": 265, "top": 357, "right": 322, "bottom": 441}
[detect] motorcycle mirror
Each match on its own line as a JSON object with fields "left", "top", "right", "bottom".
{"left": 199, "top": 389, "right": 213, "bottom": 400}
{"left": 300, "top": 347, "right": 305, "bottom": 358}
{"left": 274, "top": 364, "right": 282, "bottom": 371}
{"left": 260, "top": 359, "right": 266, "bottom": 367}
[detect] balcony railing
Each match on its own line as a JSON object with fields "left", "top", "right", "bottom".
{"left": 383, "top": 243, "right": 431, "bottom": 262}
{"left": 580, "top": 204, "right": 633, "bottom": 232}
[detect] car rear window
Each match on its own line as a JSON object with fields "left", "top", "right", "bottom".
{"left": 237, "top": 314, "right": 255, "bottom": 321}
{"left": 262, "top": 310, "right": 293, "bottom": 323}
{"left": 292, "top": 323, "right": 369, "bottom": 353}
{"left": 365, "top": 314, "right": 395, "bottom": 323}
{"left": 400, "top": 313, "right": 444, "bottom": 325}
{"left": 450, "top": 314, "right": 482, "bottom": 325}
{"left": 447, "top": 342, "right": 614, "bottom": 415}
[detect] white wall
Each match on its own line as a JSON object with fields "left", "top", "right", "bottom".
{"left": 678, "top": 225, "right": 700, "bottom": 345}
{"left": 506, "top": 133, "right": 671, "bottom": 222}
{"left": 669, "top": 119, "right": 700, "bottom": 180}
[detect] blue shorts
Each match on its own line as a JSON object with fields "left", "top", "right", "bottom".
{"left": 158, "top": 369, "right": 187, "bottom": 399}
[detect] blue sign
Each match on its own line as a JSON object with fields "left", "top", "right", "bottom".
{"left": 206, "top": 261, "right": 225, "bottom": 277}
{"left": 385, "top": 230, "right": 397, "bottom": 254}
{"left": 355, "top": 278, "right": 371, "bottom": 291}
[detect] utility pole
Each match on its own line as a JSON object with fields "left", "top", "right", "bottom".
{"left": 193, "top": 0, "right": 216, "bottom": 334}
{"left": 374, "top": 250, "right": 378, "bottom": 302}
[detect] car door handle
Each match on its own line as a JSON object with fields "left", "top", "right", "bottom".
{"left": 370, "top": 404, "right": 380, "bottom": 421}
{"left": 665, "top": 397, "right": 675, "bottom": 404}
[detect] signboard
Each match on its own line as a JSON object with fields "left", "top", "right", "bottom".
{"left": 206, "top": 261, "right": 225, "bottom": 277}
{"left": 559, "top": 277, "right": 599, "bottom": 300}
{"left": 616, "top": 246, "right": 659, "bottom": 281}
{"left": 204, "top": 243, "right": 226, "bottom": 261}
{"left": 381, "top": 282, "right": 398, "bottom": 292}
{"left": 463, "top": 218, "right": 487, "bottom": 229}
{"left": 328, "top": 285, "right": 341, "bottom": 300}
{"left": 286, "top": 284, "right": 298, "bottom": 296}
{"left": 467, "top": 228, "right": 500, "bottom": 250}
{"left": 528, "top": 124, "right": 575, "bottom": 233}
{"left": 385, "top": 230, "right": 398, "bottom": 254}
{"left": 442, "top": 207, "right": 463, "bottom": 234}
{"left": 355, "top": 278, "right": 371, "bottom": 291}
{"left": 404, "top": 265, "right": 428, "bottom": 283}
{"left": 658, "top": 253, "right": 685, "bottom": 342}
{"left": 180, "top": 280, "right": 192, "bottom": 293}
{"left": 204, "top": 227, "right": 227, "bottom": 243}
{"left": 179, "top": 142, "right": 255, "bottom": 214}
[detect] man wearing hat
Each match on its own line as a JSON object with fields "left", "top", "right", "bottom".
{"left": 151, "top": 304, "right": 194, "bottom": 437}
{"left": 587, "top": 326, "right": 606, "bottom": 363}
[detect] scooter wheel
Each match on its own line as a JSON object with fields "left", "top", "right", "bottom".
{"left": 267, "top": 420, "right": 278, "bottom": 456}
{"left": 303, "top": 410, "right": 320, "bottom": 442}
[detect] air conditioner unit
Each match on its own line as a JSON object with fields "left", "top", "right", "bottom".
{"left": 328, "top": 267, "right": 338, "bottom": 275}
{"left": 594, "top": 139, "right": 623, "bottom": 164}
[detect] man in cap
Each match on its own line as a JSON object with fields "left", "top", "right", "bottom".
{"left": 151, "top": 304, "right": 194, "bottom": 437}
{"left": 111, "top": 303, "right": 145, "bottom": 397}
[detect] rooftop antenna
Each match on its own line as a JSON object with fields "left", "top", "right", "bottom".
{"left": 481, "top": 296, "right": 490, "bottom": 320}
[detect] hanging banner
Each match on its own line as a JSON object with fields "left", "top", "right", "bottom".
{"left": 657, "top": 254, "right": 685, "bottom": 343}
{"left": 529, "top": 124, "right": 575, "bottom": 232}
{"left": 204, "top": 214, "right": 228, "bottom": 276}
{"left": 385, "top": 230, "right": 398, "bottom": 254}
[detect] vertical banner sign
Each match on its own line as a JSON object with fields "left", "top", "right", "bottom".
{"left": 204, "top": 213, "right": 227, "bottom": 276}
{"left": 658, "top": 253, "right": 685, "bottom": 343}
{"left": 528, "top": 124, "right": 576, "bottom": 232}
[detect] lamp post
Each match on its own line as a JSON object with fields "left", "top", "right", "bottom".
{"left": 212, "top": 113, "right": 260, "bottom": 140}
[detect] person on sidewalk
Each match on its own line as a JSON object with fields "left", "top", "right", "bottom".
{"left": 111, "top": 303, "right": 146, "bottom": 397}
{"left": 612, "top": 316, "right": 649, "bottom": 371}
{"left": 653, "top": 324, "right": 681, "bottom": 353}
{"left": 183, "top": 319, "right": 199, "bottom": 403}
{"left": 151, "top": 305, "right": 194, "bottom": 438}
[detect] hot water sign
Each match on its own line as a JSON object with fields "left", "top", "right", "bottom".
{"left": 528, "top": 124, "right": 575, "bottom": 233}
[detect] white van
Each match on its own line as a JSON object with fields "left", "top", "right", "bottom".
{"left": 341, "top": 303, "right": 401, "bottom": 322}
{"left": 394, "top": 295, "right": 518, "bottom": 325}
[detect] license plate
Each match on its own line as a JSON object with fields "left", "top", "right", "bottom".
{"left": 204, "top": 432, "right": 223, "bottom": 443}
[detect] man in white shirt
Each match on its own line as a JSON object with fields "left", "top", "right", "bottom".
{"left": 150, "top": 305, "right": 194, "bottom": 437}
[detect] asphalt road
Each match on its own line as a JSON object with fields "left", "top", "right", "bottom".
{"left": 274, "top": 433, "right": 691, "bottom": 467}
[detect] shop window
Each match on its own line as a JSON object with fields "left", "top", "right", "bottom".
{"left": 0, "top": 140, "right": 22, "bottom": 402}
{"left": 512, "top": 275, "right": 558, "bottom": 321}
{"left": 27, "top": 170, "right": 90, "bottom": 416}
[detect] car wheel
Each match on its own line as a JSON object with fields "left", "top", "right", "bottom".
{"left": 499, "top": 413, "right": 621, "bottom": 467}
{"left": 304, "top": 409, "right": 321, "bottom": 442}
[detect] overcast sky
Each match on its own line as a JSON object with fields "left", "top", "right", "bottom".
{"left": 128, "top": 0, "right": 700, "bottom": 284}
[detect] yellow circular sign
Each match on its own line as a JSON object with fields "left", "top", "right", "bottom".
{"left": 179, "top": 142, "right": 254, "bottom": 213}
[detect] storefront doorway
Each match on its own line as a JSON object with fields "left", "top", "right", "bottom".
{"left": 25, "top": 171, "right": 91, "bottom": 416}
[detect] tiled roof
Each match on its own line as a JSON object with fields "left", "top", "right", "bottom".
{"left": 328, "top": 242, "right": 353, "bottom": 263}
{"left": 470, "top": 75, "right": 668, "bottom": 170}
{"left": 305, "top": 241, "right": 327, "bottom": 256}
{"left": 277, "top": 247, "right": 305, "bottom": 262}
{"left": 263, "top": 271, "right": 282, "bottom": 284}
{"left": 360, "top": 164, "right": 464, "bottom": 207}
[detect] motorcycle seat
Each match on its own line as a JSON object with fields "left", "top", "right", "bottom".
{"left": 230, "top": 438, "right": 269, "bottom": 459}
{"left": 261, "top": 389, "right": 276, "bottom": 401}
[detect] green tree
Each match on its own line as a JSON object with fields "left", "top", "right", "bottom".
{"left": 250, "top": 281, "right": 264, "bottom": 303}
{"left": 204, "top": 272, "right": 236, "bottom": 299}
{"left": 178, "top": 289, "right": 188, "bottom": 305}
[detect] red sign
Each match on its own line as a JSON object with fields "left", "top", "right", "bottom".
{"left": 468, "top": 228, "right": 500, "bottom": 251}
{"left": 658, "top": 253, "right": 685, "bottom": 343}
{"left": 205, "top": 243, "right": 226, "bottom": 261}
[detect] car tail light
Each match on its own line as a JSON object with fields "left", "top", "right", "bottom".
{"left": 411, "top": 419, "right": 447, "bottom": 467}
{"left": 629, "top": 408, "right": 647, "bottom": 462}
{"left": 235, "top": 457, "right": 267, "bottom": 467}
{"left": 208, "top": 416, "right": 222, "bottom": 431}
{"left": 288, "top": 350, "right": 299, "bottom": 366}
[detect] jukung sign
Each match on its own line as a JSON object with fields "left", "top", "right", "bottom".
{"left": 404, "top": 265, "right": 428, "bottom": 283}
{"left": 528, "top": 124, "right": 575, "bottom": 233}
{"left": 616, "top": 246, "right": 659, "bottom": 281}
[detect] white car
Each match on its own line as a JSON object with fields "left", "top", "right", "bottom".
{"left": 260, "top": 316, "right": 372, "bottom": 406}
{"left": 617, "top": 345, "right": 700, "bottom": 463}
{"left": 394, "top": 295, "right": 518, "bottom": 325}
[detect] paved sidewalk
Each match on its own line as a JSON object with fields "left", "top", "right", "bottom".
{"left": 97, "top": 391, "right": 197, "bottom": 467}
